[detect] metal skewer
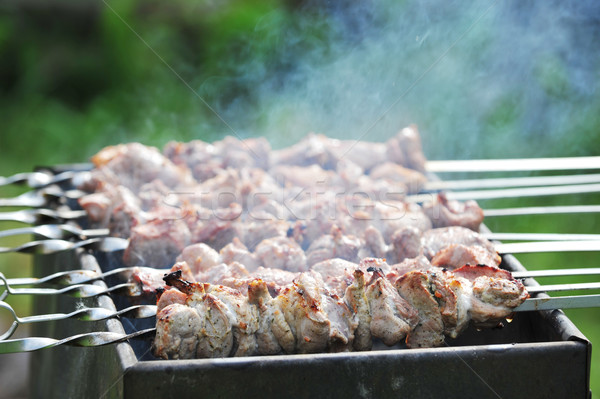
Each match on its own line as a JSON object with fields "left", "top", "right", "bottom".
{"left": 484, "top": 204, "right": 600, "bottom": 217}
{"left": 0, "top": 236, "right": 128, "bottom": 255}
{"left": 0, "top": 171, "right": 78, "bottom": 189}
{"left": 496, "top": 240, "right": 600, "bottom": 254}
{"left": 425, "top": 173, "right": 600, "bottom": 191}
{"left": 4, "top": 267, "right": 144, "bottom": 287}
{"left": 0, "top": 188, "right": 86, "bottom": 207}
{"left": 483, "top": 233, "right": 600, "bottom": 242}
{"left": 512, "top": 268, "right": 600, "bottom": 279}
{"left": 0, "top": 327, "right": 156, "bottom": 354}
{"left": 526, "top": 282, "right": 600, "bottom": 293}
{"left": 426, "top": 156, "right": 600, "bottom": 172}
{"left": 0, "top": 225, "right": 108, "bottom": 240}
{"left": 0, "top": 301, "right": 157, "bottom": 340}
{"left": 0, "top": 209, "right": 87, "bottom": 224}
{"left": 514, "top": 294, "right": 600, "bottom": 312}
{"left": 5, "top": 266, "right": 599, "bottom": 288}
{"left": 408, "top": 183, "right": 600, "bottom": 203}
{"left": 0, "top": 280, "right": 136, "bottom": 301}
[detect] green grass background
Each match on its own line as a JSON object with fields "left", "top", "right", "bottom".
{"left": 0, "top": 0, "right": 599, "bottom": 396}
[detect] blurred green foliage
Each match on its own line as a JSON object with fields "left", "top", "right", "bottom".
{"left": 0, "top": 0, "right": 599, "bottom": 395}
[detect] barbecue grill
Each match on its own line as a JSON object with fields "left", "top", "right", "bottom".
{"left": 0, "top": 157, "right": 597, "bottom": 399}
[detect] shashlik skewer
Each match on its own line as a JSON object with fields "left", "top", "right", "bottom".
{"left": 7, "top": 266, "right": 600, "bottom": 288}
{"left": 153, "top": 263, "right": 529, "bottom": 358}
{"left": 1, "top": 266, "right": 597, "bottom": 299}
{"left": 2, "top": 294, "right": 600, "bottom": 354}
{"left": 3, "top": 235, "right": 600, "bottom": 256}
{"left": 2, "top": 156, "right": 600, "bottom": 191}
{"left": 0, "top": 266, "right": 597, "bottom": 353}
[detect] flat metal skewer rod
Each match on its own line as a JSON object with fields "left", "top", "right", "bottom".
{"left": 0, "top": 188, "right": 86, "bottom": 207}
{"left": 0, "top": 302, "right": 157, "bottom": 340}
{"left": 425, "top": 173, "right": 600, "bottom": 191}
{"left": 0, "top": 171, "right": 77, "bottom": 189}
{"left": 0, "top": 328, "right": 156, "bottom": 354}
{"left": 0, "top": 209, "right": 87, "bottom": 224}
{"left": 526, "top": 282, "right": 600, "bottom": 293}
{"left": 0, "top": 237, "right": 128, "bottom": 255}
{"left": 426, "top": 156, "right": 600, "bottom": 172}
{"left": 483, "top": 233, "right": 600, "bottom": 242}
{"left": 512, "top": 268, "right": 600, "bottom": 279}
{"left": 496, "top": 240, "right": 600, "bottom": 254}
{"left": 410, "top": 183, "right": 600, "bottom": 203}
{"left": 0, "top": 225, "right": 108, "bottom": 240}
{"left": 484, "top": 205, "right": 600, "bottom": 217}
{"left": 515, "top": 294, "right": 600, "bottom": 312}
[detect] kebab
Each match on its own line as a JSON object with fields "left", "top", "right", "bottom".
{"left": 152, "top": 261, "right": 528, "bottom": 359}
{"left": 73, "top": 125, "right": 528, "bottom": 358}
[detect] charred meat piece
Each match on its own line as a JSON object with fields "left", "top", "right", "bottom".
{"left": 255, "top": 236, "right": 307, "bottom": 272}
{"left": 311, "top": 258, "right": 358, "bottom": 296}
{"left": 176, "top": 243, "right": 222, "bottom": 275}
{"left": 388, "top": 226, "right": 423, "bottom": 263}
{"left": 430, "top": 243, "right": 501, "bottom": 269}
{"left": 219, "top": 238, "right": 259, "bottom": 271}
{"left": 454, "top": 264, "right": 529, "bottom": 327}
{"left": 366, "top": 270, "right": 418, "bottom": 346}
{"left": 277, "top": 272, "right": 356, "bottom": 353}
{"left": 91, "top": 142, "right": 195, "bottom": 193}
{"left": 247, "top": 279, "right": 295, "bottom": 354}
{"left": 306, "top": 227, "right": 362, "bottom": 267}
{"left": 385, "top": 124, "right": 427, "bottom": 172}
{"left": 153, "top": 303, "right": 202, "bottom": 360}
{"left": 123, "top": 218, "right": 191, "bottom": 267}
{"left": 421, "top": 227, "right": 496, "bottom": 260}
{"left": 423, "top": 192, "right": 485, "bottom": 231}
{"left": 369, "top": 162, "right": 427, "bottom": 195}
{"left": 343, "top": 270, "right": 372, "bottom": 351}
{"left": 396, "top": 271, "right": 445, "bottom": 348}
{"left": 271, "top": 133, "right": 339, "bottom": 170}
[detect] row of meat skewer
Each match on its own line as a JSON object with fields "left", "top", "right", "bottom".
{"left": 67, "top": 126, "right": 533, "bottom": 358}
{"left": 7, "top": 125, "right": 586, "bottom": 357}
{"left": 152, "top": 260, "right": 528, "bottom": 359}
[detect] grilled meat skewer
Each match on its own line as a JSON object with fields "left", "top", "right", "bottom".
{"left": 152, "top": 262, "right": 528, "bottom": 359}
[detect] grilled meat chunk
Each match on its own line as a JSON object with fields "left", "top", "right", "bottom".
{"left": 421, "top": 227, "right": 496, "bottom": 260}
{"left": 423, "top": 192, "right": 485, "bottom": 231}
{"left": 454, "top": 264, "right": 529, "bottom": 327}
{"left": 247, "top": 279, "right": 294, "bottom": 354}
{"left": 396, "top": 271, "right": 445, "bottom": 348}
{"left": 123, "top": 218, "right": 191, "bottom": 267}
{"left": 255, "top": 236, "right": 307, "bottom": 272}
{"left": 366, "top": 270, "right": 418, "bottom": 346}
{"left": 176, "top": 243, "right": 222, "bottom": 274}
{"left": 430, "top": 243, "right": 501, "bottom": 269}
{"left": 343, "top": 270, "right": 372, "bottom": 351}
{"left": 153, "top": 303, "right": 201, "bottom": 359}
{"left": 152, "top": 262, "right": 528, "bottom": 358}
